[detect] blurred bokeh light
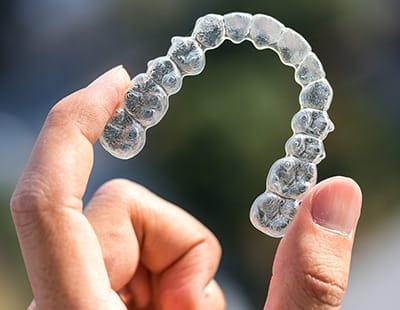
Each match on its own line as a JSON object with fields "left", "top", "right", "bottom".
{"left": 1, "top": 0, "right": 399, "bottom": 308}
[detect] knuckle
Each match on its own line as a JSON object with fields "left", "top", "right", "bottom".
{"left": 10, "top": 173, "right": 52, "bottom": 228}
{"left": 11, "top": 172, "right": 50, "bottom": 211}
{"left": 99, "top": 178, "right": 142, "bottom": 193}
{"left": 11, "top": 172, "right": 81, "bottom": 229}
{"left": 96, "top": 178, "right": 147, "bottom": 202}
{"left": 301, "top": 265, "right": 347, "bottom": 308}
{"left": 46, "top": 96, "right": 77, "bottom": 128}
{"left": 90, "top": 178, "right": 150, "bottom": 217}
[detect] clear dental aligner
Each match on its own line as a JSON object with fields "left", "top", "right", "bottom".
{"left": 100, "top": 12, "right": 335, "bottom": 238}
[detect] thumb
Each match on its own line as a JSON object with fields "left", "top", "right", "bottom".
{"left": 265, "top": 176, "right": 362, "bottom": 309}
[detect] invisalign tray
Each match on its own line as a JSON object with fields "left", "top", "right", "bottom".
{"left": 100, "top": 13, "right": 334, "bottom": 238}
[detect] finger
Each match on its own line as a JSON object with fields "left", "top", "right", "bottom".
{"left": 118, "top": 265, "right": 152, "bottom": 309}
{"left": 200, "top": 280, "right": 226, "bottom": 310}
{"left": 10, "top": 66, "right": 131, "bottom": 309}
{"left": 27, "top": 300, "right": 35, "bottom": 310}
{"left": 84, "top": 178, "right": 222, "bottom": 309}
{"left": 265, "top": 177, "right": 362, "bottom": 309}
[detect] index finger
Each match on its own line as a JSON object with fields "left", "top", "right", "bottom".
{"left": 11, "top": 66, "right": 131, "bottom": 308}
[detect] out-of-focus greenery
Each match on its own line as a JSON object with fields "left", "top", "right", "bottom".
{"left": 1, "top": 0, "right": 399, "bottom": 308}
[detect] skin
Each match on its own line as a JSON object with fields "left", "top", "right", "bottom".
{"left": 10, "top": 66, "right": 362, "bottom": 310}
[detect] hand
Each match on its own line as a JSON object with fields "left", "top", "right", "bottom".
{"left": 11, "top": 66, "right": 362, "bottom": 310}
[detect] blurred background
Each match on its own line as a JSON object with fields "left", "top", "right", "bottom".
{"left": 0, "top": 0, "right": 399, "bottom": 308}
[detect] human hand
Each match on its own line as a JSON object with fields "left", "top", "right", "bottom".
{"left": 11, "top": 66, "right": 362, "bottom": 309}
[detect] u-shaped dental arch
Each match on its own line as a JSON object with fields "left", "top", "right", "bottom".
{"left": 100, "top": 12, "right": 335, "bottom": 238}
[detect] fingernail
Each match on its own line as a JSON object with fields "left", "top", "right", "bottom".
{"left": 311, "top": 179, "right": 361, "bottom": 237}
{"left": 88, "top": 65, "right": 124, "bottom": 87}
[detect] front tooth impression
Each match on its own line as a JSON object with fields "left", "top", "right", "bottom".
{"left": 249, "top": 14, "right": 284, "bottom": 50}
{"left": 277, "top": 28, "right": 312, "bottom": 67}
{"left": 295, "top": 53, "right": 326, "bottom": 86}
{"left": 223, "top": 12, "right": 252, "bottom": 44}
